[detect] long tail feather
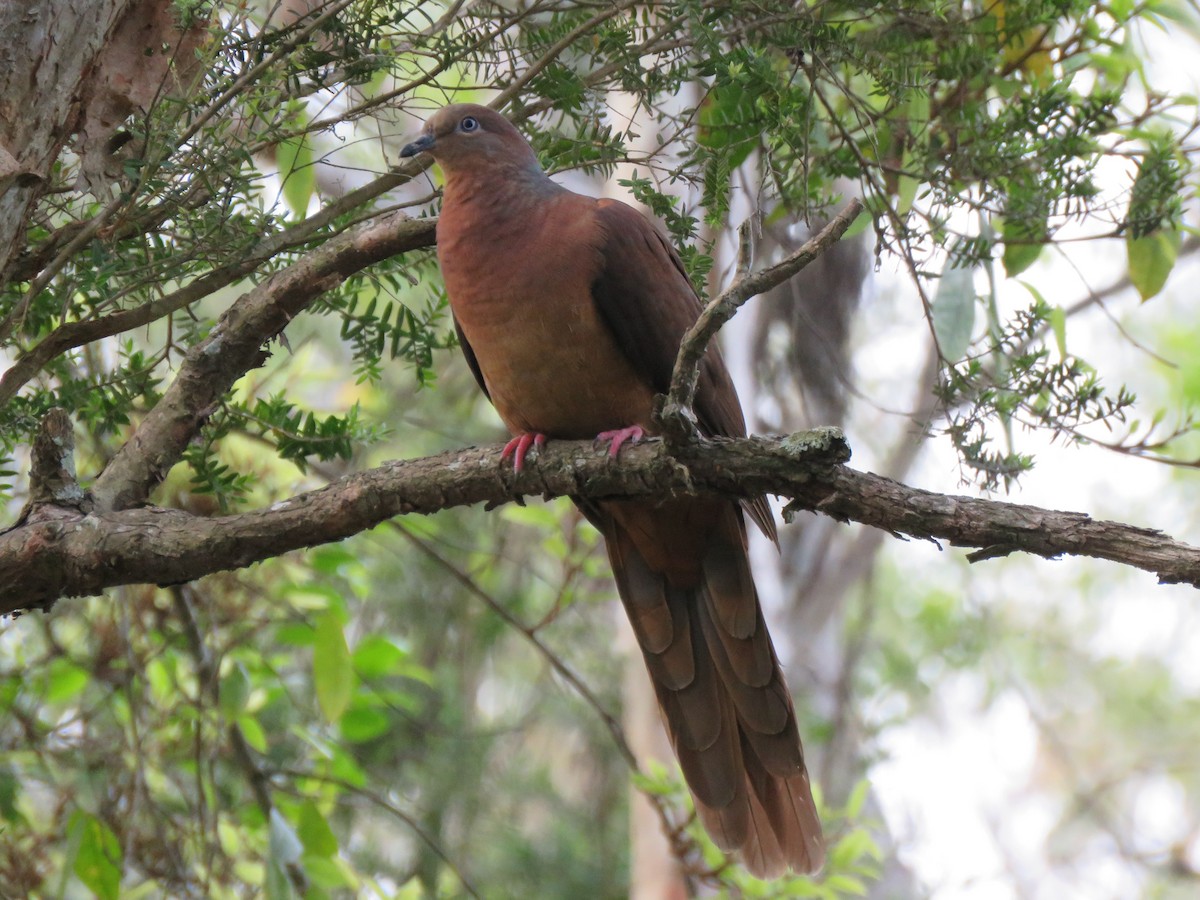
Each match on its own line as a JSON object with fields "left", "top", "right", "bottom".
{"left": 600, "top": 499, "right": 824, "bottom": 877}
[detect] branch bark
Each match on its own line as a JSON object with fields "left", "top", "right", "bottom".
{"left": 5, "top": 428, "right": 1200, "bottom": 615}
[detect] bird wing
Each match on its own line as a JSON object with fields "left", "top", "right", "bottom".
{"left": 453, "top": 314, "right": 489, "bottom": 400}
{"left": 590, "top": 198, "right": 777, "bottom": 543}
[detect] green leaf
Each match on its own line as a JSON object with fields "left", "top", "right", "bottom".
{"left": 352, "top": 635, "right": 407, "bottom": 678}
{"left": 297, "top": 801, "right": 339, "bottom": 857}
{"left": 313, "top": 612, "right": 354, "bottom": 722}
{"left": 895, "top": 173, "right": 920, "bottom": 217}
{"left": 630, "top": 760, "right": 681, "bottom": 797}
{"left": 265, "top": 860, "right": 292, "bottom": 900}
{"left": 1001, "top": 203, "right": 1049, "bottom": 278}
{"left": 310, "top": 545, "right": 357, "bottom": 575}
{"left": 328, "top": 745, "right": 367, "bottom": 788}
{"left": 1049, "top": 304, "right": 1067, "bottom": 358}
{"left": 845, "top": 779, "right": 869, "bottom": 818}
{"left": 219, "top": 661, "right": 252, "bottom": 717}
{"left": 283, "top": 584, "right": 341, "bottom": 611}
{"left": 303, "top": 854, "right": 358, "bottom": 890}
{"left": 932, "top": 259, "right": 976, "bottom": 362}
{"left": 829, "top": 827, "right": 882, "bottom": 868}
{"left": 339, "top": 707, "right": 390, "bottom": 743}
{"left": 841, "top": 209, "right": 872, "bottom": 240}
{"left": 0, "top": 766, "right": 22, "bottom": 824}
{"left": 1127, "top": 230, "right": 1180, "bottom": 301}
{"left": 1002, "top": 240, "right": 1042, "bottom": 278}
{"left": 237, "top": 715, "right": 268, "bottom": 753}
{"left": 824, "top": 873, "right": 868, "bottom": 896}
{"left": 274, "top": 622, "right": 316, "bottom": 646}
{"left": 71, "top": 811, "right": 122, "bottom": 900}
{"left": 45, "top": 659, "right": 89, "bottom": 704}
{"left": 277, "top": 106, "right": 315, "bottom": 220}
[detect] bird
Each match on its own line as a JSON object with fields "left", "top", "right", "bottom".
{"left": 401, "top": 103, "right": 824, "bottom": 878}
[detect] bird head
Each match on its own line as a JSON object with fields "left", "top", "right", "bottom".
{"left": 400, "top": 104, "right": 542, "bottom": 177}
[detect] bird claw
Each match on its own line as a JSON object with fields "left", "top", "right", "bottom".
{"left": 595, "top": 425, "right": 645, "bottom": 459}
{"left": 501, "top": 432, "right": 546, "bottom": 472}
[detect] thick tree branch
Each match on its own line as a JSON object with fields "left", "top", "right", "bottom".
{"left": 5, "top": 428, "right": 1200, "bottom": 615}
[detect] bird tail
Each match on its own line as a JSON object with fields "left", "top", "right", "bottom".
{"left": 600, "top": 502, "right": 824, "bottom": 878}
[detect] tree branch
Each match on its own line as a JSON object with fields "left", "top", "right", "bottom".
{"left": 26, "top": 407, "right": 87, "bottom": 510}
{"left": 0, "top": 192, "right": 436, "bottom": 408}
{"left": 6, "top": 427, "right": 1200, "bottom": 615}
{"left": 89, "top": 211, "right": 436, "bottom": 512}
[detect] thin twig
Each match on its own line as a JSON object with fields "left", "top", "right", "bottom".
{"left": 390, "top": 521, "right": 702, "bottom": 875}
{"left": 275, "top": 768, "right": 484, "bottom": 899}
{"left": 169, "top": 585, "right": 309, "bottom": 896}
{"left": 659, "top": 198, "right": 864, "bottom": 442}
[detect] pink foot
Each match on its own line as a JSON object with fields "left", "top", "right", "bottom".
{"left": 595, "top": 425, "right": 646, "bottom": 459}
{"left": 501, "top": 432, "right": 546, "bottom": 472}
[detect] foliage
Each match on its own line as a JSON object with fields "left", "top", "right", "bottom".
{"left": 1, "top": 0, "right": 1198, "bottom": 895}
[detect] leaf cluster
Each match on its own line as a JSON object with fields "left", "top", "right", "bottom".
{"left": 938, "top": 299, "right": 1136, "bottom": 490}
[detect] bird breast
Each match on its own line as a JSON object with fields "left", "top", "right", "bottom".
{"left": 438, "top": 196, "right": 657, "bottom": 439}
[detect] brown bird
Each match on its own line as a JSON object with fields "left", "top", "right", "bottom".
{"left": 401, "top": 104, "right": 823, "bottom": 878}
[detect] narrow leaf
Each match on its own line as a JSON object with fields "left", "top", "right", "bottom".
{"left": 298, "top": 801, "right": 339, "bottom": 857}
{"left": 0, "top": 766, "right": 22, "bottom": 823}
{"left": 219, "top": 661, "right": 251, "bottom": 717}
{"left": 1049, "top": 305, "right": 1067, "bottom": 359}
{"left": 278, "top": 134, "right": 314, "bottom": 219}
{"left": 896, "top": 173, "right": 920, "bottom": 217}
{"left": 932, "top": 260, "right": 976, "bottom": 362}
{"left": 1127, "top": 231, "right": 1180, "bottom": 301}
{"left": 845, "top": 778, "right": 870, "bottom": 818}
{"left": 313, "top": 612, "right": 354, "bottom": 722}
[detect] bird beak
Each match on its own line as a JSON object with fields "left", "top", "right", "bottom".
{"left": 400, "top": 132, "right": 435, "bottom": 158}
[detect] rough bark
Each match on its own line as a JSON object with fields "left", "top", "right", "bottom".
{"left": 5, "top": 427, "right": 1200, "bottom": 615}
{"left": 0, "top": 0, "right": 203, "bottom": 273}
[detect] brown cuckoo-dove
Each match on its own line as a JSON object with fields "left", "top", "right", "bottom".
{"left": 401, "top": 104, "right": 823, "bottom": 878}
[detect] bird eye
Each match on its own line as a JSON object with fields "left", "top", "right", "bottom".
{"left": 460, "top": 116, "right": 479, "bottom": 132}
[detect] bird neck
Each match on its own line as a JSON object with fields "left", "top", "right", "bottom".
{"left": 441, "top": 164, "right": 563, "bottom": 222}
